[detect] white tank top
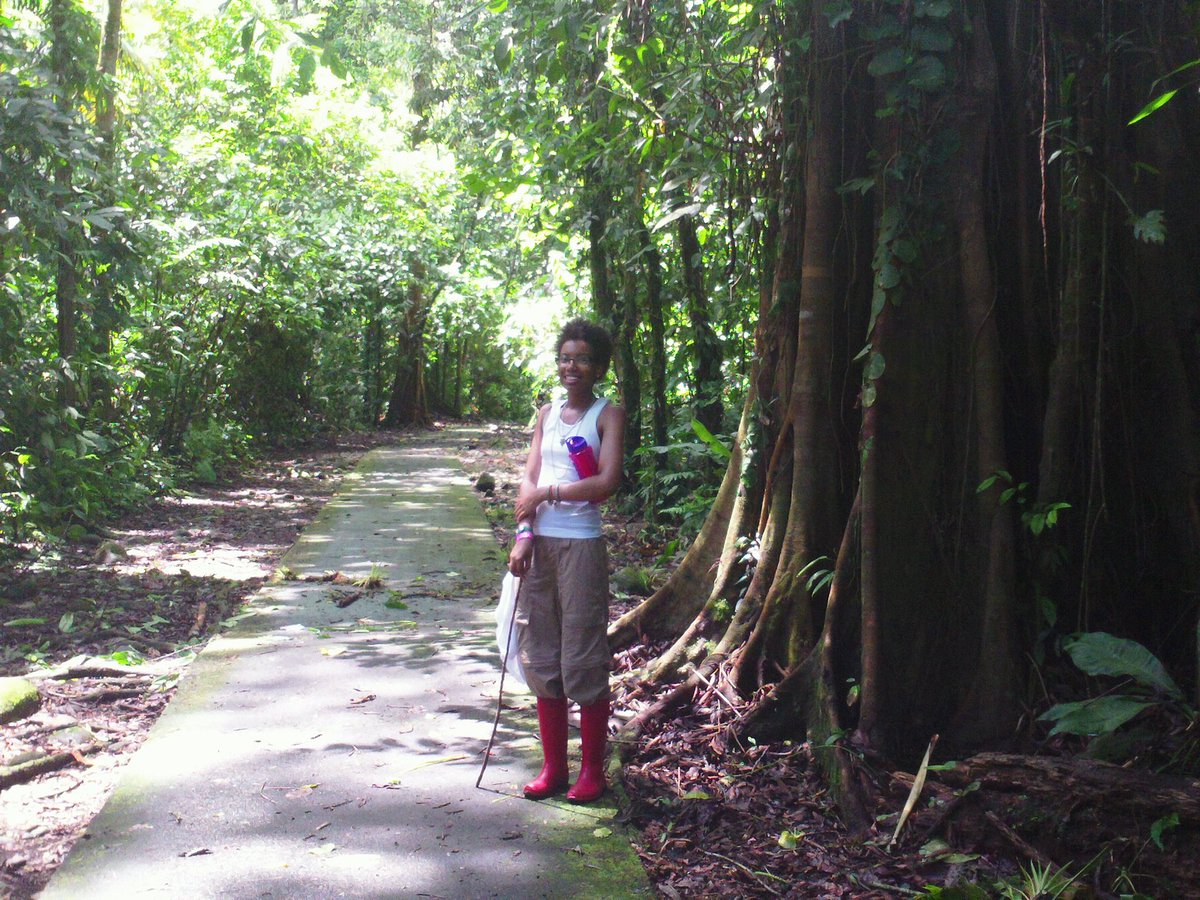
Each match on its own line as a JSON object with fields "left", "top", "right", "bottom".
{"left": 534, "top": 396, "right": 608, "bottom": 539}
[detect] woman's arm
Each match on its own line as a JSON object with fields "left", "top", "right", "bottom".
{"left": 509, "top": 406, "right": 549, "bottom": 576}
{"left": 550, "top": 402, "right": 625, "bottom": 504}
{"left": 514, "top": 405, "right": 550, "bottom": 525}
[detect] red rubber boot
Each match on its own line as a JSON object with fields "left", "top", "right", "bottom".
{"left": 567, "top": 699, "right": 609, "bottom": 803}
{"left": 523, "top": 697, "right": 569, "bottom": 799}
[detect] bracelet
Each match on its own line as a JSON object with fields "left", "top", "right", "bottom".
{"left": 516, "top": 523, "right": 533, "bottom": 535}
{"left": 515, "top": 531, "right": 534, "bottom": 542}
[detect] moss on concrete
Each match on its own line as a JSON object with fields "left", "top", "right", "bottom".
{"left": 0, "top": 677, "right": 40, "bottom": 724}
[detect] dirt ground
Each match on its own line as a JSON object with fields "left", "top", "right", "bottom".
{"left": 3, "top": 424, "right": 1194, "bottom": 899}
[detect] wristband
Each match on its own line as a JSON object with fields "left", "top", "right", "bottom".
{"left": 516, "top": 531, "right": 534, "bottom": 542}
{"left": 516, "top": 524, "right": 533, "bottom": 535}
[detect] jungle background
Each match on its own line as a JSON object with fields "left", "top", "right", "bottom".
{"left": 2, "top": 0, "right": 1199, "bottom": 896}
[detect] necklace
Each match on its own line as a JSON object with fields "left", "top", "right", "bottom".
{"left": 557, "top": 397, "right": 597, "bottom": 445}
{"left": 553, "top": 397, "right": 599, "bottom": 482}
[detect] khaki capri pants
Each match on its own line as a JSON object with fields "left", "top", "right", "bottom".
{"left": 516, "top": 536, "right": 611, "bottom": 705}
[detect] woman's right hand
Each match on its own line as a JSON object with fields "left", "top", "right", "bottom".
{"left": 508, "top": 537, "right": 533, "bottom": 577}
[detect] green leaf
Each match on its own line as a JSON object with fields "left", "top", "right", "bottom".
{"left": 58, "top": 612, "right": 75, "bottom": 633}
{"left": 909, "top": 56, "right": 947, "bottom": 92}
{"left": 865, "top": 352, "right": 886, "bottom": 381}
{"left": 681, "top": 788, "right": 711, "bottom": 800}
{"left": 4, "top": 618, "right": 47, "bottom": 627}
{"left": 823, "top": 1, "right": 854, "bottom": 28}
{"left": 1150, "top": 812, "right": 1179, "bottom": 850}
{"left": 892, "top": 238, "right": 918, "bottom": 263}
{"left": 1128, "top": 90, "right": 1178, "bottom": 126}
{"left": 691, "top": 420, "right": 732, "bottom": 460}
{"left": 778, "top": 829, "right": 799, "bottom": 850}
{"left": 240, "top": 18, "right": 257, "bottom": 53}
{"left": 297, "top": 50, "right": 317, "bottom": 89}
{"left": 861, "top": 382, "right": 877, "bottom": 408}
{"left": 321, "top": 46, "right": 348, "bottom": 80}
{"left": 487, "top": 0, "right": 509, "bottom": 11}
{"left": 868, "top": 47, "right": 909, "bottom": 78}
{"left": 838, "top": 176, "right": 875, "bottom": 196}
{"left": 494, "top": 35, "right": 514, "bottom": 72}
{"left": 1038, "top": 696, "right": 1155, "bottom": 736}
{"left": 868, "top": 286, "right": 886, "bottom": 334}
{"left": 651, "top": 202, "right": 702, "bottom": 232}
{"left": 1063, "top": 632, "right": 1183, "bottom": 699}
{"left": 876, "top": 262, "right": 901, "bottom": 290}
{"left": 1131, "top": 209, "right": 1166, "bottom": 244}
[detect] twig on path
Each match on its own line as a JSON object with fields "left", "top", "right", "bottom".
{"left": 395, "top": 754, "right": 469, "bottom": 776}
{"left": 700, "top": 849, "right": 786, "bottom": 895}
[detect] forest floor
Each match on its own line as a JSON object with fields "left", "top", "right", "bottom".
{"left": 2, "top": 424, "right": 1195, "bottom": 899}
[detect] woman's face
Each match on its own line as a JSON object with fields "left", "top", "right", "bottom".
{"left": 557, "top": 339, "right": 602, "bottom": 392}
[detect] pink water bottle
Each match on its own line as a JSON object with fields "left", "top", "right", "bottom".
{"left": 565, "top": 436, "right": 598, "bottom": 479}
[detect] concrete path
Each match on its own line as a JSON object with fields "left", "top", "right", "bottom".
{"left": 42, "top": 429, "right": 650, "bottom": 899}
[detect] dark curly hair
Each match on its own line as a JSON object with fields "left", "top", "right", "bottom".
{"left": 556, "top": 318, "right": 613, "bottom": 370}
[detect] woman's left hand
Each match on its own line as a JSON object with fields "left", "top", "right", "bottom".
{"left": 508, "top": 536, "right": 533, "bottom": 576}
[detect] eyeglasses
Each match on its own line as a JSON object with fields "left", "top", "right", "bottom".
{"left": 556, "top": 354, "right": 594, "bottom": 367}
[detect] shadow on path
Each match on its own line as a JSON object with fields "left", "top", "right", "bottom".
{"left": 42, "top": 431, "right": 650, "bottom": 899}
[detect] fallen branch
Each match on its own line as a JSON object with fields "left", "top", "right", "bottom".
{"left": 700, "top": 849, "right": 785, "bottom": 896}
{"left": 0, "top": 742, "right": 102, "bottom": 790}
{"left": 617, "top": 654, "right": 727, "bottom": 760}
{"left": 25, "top": 654, "right": 189, "bottom": 682}
{"left": 984, "top": 810, "right": 1058, "bottom": 870}
{"left": 938, "top": 752, "right": 1200, "bottom": 823}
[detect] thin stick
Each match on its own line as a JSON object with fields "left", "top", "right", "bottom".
{"left": 985, "top": 810, "right": 1059, "bottom": 870}
{"left": 687, "top": 662, "right": 739, "bottom": 712}
{"left": 476, "top": 575, "right": 523, "bottom": 791}
{"left": 699, "top": 850, "right": 785, "bottom": 895}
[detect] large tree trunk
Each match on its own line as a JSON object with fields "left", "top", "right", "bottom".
{"left": 91, "top": 0, "right": 124, "bottom": 417}
{"left": 50, "top": 0, "right": 79, "bottom": 406}
{"left": 946, "top": 0, "right": 1022, "bottom": 747}
{"left": 731, "top": 0, "right": 845, "bottom": 695}
{"left": 382, "top": 274, "right": 431, "bottom": 428}
{"left": 678, "top": 214, "right": 723, "bottom": 435}
{"left": 636, "top": 184, "right": 668, "bottom": 453}
{"left": 615, "top": 0, "right": 1200, "bottom": 819}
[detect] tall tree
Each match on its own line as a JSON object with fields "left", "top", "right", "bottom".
{"left": 610, "top": 0, "right": 1200, "bottom": 821}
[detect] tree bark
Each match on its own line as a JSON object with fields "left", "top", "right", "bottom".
{"left": 383, "top": 273, "right": 431, "bottom": 428}
{"left": 678, "top": 213, "right": 723, "bottom": 435}
{"left": 949, "top": 0, "right": 1022, "bottom": 745}
{"left": 50, "top": 0, "right": 79, "bottom": 406}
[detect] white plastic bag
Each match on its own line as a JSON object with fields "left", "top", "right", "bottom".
{"left": 495, "top": 572, "right": 526, "bottom": 686}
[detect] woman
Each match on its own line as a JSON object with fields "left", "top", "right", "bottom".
{"left": 508, "top": 318, "right": 625, "bottom": 803}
